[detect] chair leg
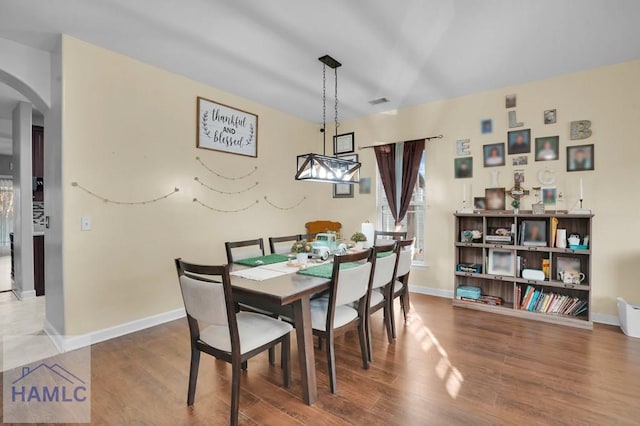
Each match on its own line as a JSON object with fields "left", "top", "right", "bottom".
{"left": 366, "top": 313, "right": 373, "bottom": 363}
{"left": 282, "top": 334, "right": 291, "bottom": 388}
{"left": 317, "top": 336, "right": 323, "bottom": 350}
{"left": 241, "top": 361, "right": 248, "bottom": 371}
{"left": 358, "top": 320, "right": 370, "bottom": 370}
{"left": 384, "top": 300, "right": 395, "bottom": 344}
{"left": 400, "top": 290, "right": 410, "bottom": 323}
{"left": 230, "top": 360, "right": 242, "bottom": 426}
{"left": 389, "top": 296, "right": 398, "bottom": 339}
{"left": 325, "top": 333, "right": 337, "bottom": 394}
{"left": 269, "top": 347, "right": 276, "bottom": 365}
{"left": 187, "top": 348, "right": 200, "bottom": 406}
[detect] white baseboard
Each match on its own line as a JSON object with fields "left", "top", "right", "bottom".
{"left": 409, "top": 285, "right": 619, "bottom": 326}
{"left": 13, "top": 289, "right": 36, "bottom": 300}
{"left": 44, "top": 307, "right": 186, "bottom": 352}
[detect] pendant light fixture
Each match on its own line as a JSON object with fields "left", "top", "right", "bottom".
{"left": 295, "top": 55, "right": 361, "bottom": 184}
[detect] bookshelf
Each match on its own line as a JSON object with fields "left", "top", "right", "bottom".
{"left": 454, "top": 210, "right": 594, "bottom": 329}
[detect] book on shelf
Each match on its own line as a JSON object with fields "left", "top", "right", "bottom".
{"left": 486, "top": 227, "right": 514, "bottom": 244}
{"left": 460, "top": 295, "right": 503, "bottom": 306}
{"left": 518, "top": 285, "right": 588, "bottom": 316}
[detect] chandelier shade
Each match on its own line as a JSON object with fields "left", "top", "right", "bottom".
{"left": 295, "top": 153, "right": 360, "bottom": 184}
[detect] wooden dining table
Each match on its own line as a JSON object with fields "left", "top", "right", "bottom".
{"left": 229, "top": 266, "right": 330, "bottom": 405}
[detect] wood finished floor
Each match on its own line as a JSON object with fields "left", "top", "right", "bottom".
{"left": 3, "top": 294, "right": 640, "bottom": 425}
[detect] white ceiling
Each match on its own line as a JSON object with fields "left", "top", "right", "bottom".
{"left": 0, "top": 0, "right": 639, "bottom": 124}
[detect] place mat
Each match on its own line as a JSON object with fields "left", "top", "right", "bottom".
{"left": 233, "top": 254, "right": 289, "bottom": 267}
{"left": 377, "top": 251, "right": 394, "bottom": 258}
{"left": 296, "top": 262, "right": 359, "bottom": 279}
{"left": 230, "top": 266, "right": 289, "bottom": 281}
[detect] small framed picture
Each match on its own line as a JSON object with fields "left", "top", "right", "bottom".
{"left": 333, "top": 153, "right": 357, "bottom": 198}
{"left": 473, "top": 197, "right": 486, "bottom": 210}
{"left": 556, "top": 257, "right": 581, "bottom": 281}
{"left": 514, "top": 170, "right": 525, "bottom": 184}
{"left": 567, "top": 144, "right": 594, "bottom": 172}
{"left": 359, "top": 177, "right": 371, "bottom": 194}
{"left": 535, "top": 136, "right": 559, "bottom": 161}
{"left": 544, "top": 109, "right": 557, "bottom": 124}
{"left": 454, "top": 157, "right": 473, "bottom": 179}
{"left": 333, "top": 132, "right": 355, "bottom": 155}
{"left": 521, "top": 220, "right": 547, "bottom": 246}
{"left": 505, "top": 94, "right": 516, "bottom": 109}
{"left": 542, "top": 187, "right": 557, "bottom": 206}
{"left": 512, "top": 155, "right": 528, "bottom": 166}
{"left": 507, "top": 129, "right": 531, "bottom": 154}
{"left": 485, "top": 187, "right": 506, "bottom": 210}
{"left": 488, "top": 249, "right": 515, "bottom": 276}
{"left": 483, "top": 143, "right": 505, "bottom": 167}
{"left": 481, "top": 119, "right": 493, "bottom": 134}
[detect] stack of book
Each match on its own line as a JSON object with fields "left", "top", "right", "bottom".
{"left": 486, "top": 227, "right": 514, "bottom": 244}
{"left": 459, "top": 295, "right": 503, "bottom": 305}
{"left": 516, "top": 285, "right": 588, "bottom": 316}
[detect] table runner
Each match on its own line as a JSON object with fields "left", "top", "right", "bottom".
{"left": 233, "top": 253, "right": 289, "bottom": 267}
{"left": 296, "top": 262, "right": 359, "bottom": 279}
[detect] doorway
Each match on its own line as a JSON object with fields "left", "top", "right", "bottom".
{"left": 0, "top": 176, "right": 13, "bottom": 292}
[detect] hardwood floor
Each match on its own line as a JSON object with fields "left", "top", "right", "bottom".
{"left": 3, "top": 294, "right": 640, "bottom": 425}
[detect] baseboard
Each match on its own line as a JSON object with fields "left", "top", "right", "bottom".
{"left": 13, "top": 289, "right": 36, "bottom": 300}
{"left": 45, "top": 307, "right": 186, "bottom": 352}
{"left": 409, "top": 285, "right": 619, "bottom": 326}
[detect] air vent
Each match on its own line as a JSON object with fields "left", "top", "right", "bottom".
{"left": 368, "top": 97, "right": 389, "bottom": 105}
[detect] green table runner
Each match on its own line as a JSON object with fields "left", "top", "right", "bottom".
{"left": 233, "top": 254, "right": 289, "bottom": 267}
{"left": 376, "top": 251, "right": 393, "bottom": 258}
{"left": 296, "top": 262, "right": 359, "bottom": 279}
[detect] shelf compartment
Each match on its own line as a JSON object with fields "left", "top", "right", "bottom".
{"left": 514, "top": 278, "right": 590, "bottom": 291}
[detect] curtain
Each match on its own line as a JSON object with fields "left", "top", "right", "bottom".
{"left": 374, "top": 144, "right": 397, "bottom": 222}
{"left": 374, "top": 139, "right": 425, "bottom": 227}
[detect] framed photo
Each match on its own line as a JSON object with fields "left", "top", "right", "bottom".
{"left": 507, "top": 129, "right": 531, "bottom": 154}
{"left": 333, "top": 153, "right": 358, "bottom": 198}
{"left": 485, "top": 187, "right": 505, "bottom": 210}
{"left": 514, "top": 170, "right": 525, "bottom": 184}
{"left": 454, "top": 157, "right": 473, "bottom": 179}
{"left": 567, "top": 144, "right": 594, "bottom": 172}
{"left": 483, "top": 143, "right": 505, "bottom": 167}
{"left": 556, "top": 257, "right": 581, "bottom": 281}
{"left": 473, "top": 197, "right": 486, "bottom": 210}
{"left": 521, "top": 220, "right": 547, "bottom": 246}
{"left": 544, "top": 109, "right": 557, "bottom": 124}
{"left": 197, "top": 96, "right": 258, "bottom": 157}
{"left": 505, "top": 94, "right": 516, "bottom": 109}
{"left": 333, "top": 132, "right": 355, "bottom": 155}
{"left": 481, "top": 119, "right": 493, "bottom": 134}
{"left": 359, "top": 177, "right": 371, "bottom": 194}
{"left": 512, "top": 155, "right": 528, "bottom": 166}
{"left": 542, "top": 187, "right": 557, "bottom": 206}
{"left": 488, "top": 249, "right": 515, "bottom": 276}
{"left": 456, "top": 139, "right": 471, "bottom": 156}
{"left": 535, "top": 136, "right": 559, "bottom": 161}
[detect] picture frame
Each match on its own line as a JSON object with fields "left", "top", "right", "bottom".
{"left": 556, "top": 257, "right": 582, "bottom": 281}
{"left": 333, "top": 153, "right": 358, "bottom": 198}
{"left": 567, "top": 144, "right": 594, "bottom": 172}
{"left": 454, "top": 157, "right": 473, "bottom": 179}
{"left": 473, "top": 197, "right": 486, "bottom": 210}
{"left": 535, "top": 136, "right": 559, "bottom": 162}
{"left": 521, "top": 220, "right": 547, "bottom": 246}
{"left": 512, "top": 155, "right": 528, "bottom": 166}
{"left": 481, "top": 119, "right": 493, "bottom": 134}
{"left": 485, "top": 187, "right": 506, "bottom": 210}
{"left": 333, "top": 132, "right": 355, "bottom": 155}
{"left": 507, "top": 129, "right": 531, "bottom": 154}
{"left": 514, "top": 170, "right": 525, "bottom": 184}
{"left": 483, "top": 143, "right": 505, "bottom": 167}
{"left": 544, "top": 109, "right": 557, "bottom": 124}
{"left": 488, "top": 249, "right": 515, "bottom": 276}
{"left": 359, "top": 177, "right": 371, "bottom": 194}
{"left": 542, "top": 187, "right": 557, "bottom": 207}
{"left": 197, "top": 96, "right": 258, "bottom": 158}
{"left": 505, "top": 94, "right": 517, "bottom": 109}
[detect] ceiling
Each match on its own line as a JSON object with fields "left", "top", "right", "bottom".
{"left": 0, "top": 0, "right": 639, "bottom": 124}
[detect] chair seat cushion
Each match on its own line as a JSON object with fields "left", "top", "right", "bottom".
{"left": 200, "top": 312, "right": 292, "bottom": 354}
{"left": 393, "top": 280, "right": 403, "bottom": 294}
{"left": 369, "top": 289, "right": 385, "bottom": 307}
{"left": 310, "top": 298, "right": 358, "bottom": 331}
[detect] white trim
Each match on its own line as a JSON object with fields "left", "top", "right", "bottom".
{"left": 408, "top": 286, "right": 620, "bottom": 326}
{"left": 45, "top": 307, "right": 186, "bottom": 352}
{"left": 13, "top": 289, "right": 36, "bottom": 300}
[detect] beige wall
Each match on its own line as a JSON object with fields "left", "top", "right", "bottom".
{"left": 61, "top": 36, "right": 346, "bottom": 334}
{"left": 339, "top": 59, "right": 640, "bottom": 317}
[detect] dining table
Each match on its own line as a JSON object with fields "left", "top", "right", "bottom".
{"left": 229, "top": 258, "right": 331, "bottom": 405}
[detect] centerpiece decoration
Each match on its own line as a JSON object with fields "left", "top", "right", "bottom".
{"left": 351, "top": 231, "right": 367, "bottom": 250}
{"left": 291, "top": 240, "right": 312, "bottom": 264}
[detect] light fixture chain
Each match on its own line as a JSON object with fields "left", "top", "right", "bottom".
{"left": 334, "top": 67, "right": 339, "bottom": 136}
{"left": 322, "top": 63, "right": 326, "bottom": 155}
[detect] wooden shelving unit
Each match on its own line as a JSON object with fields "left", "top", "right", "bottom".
{"left": 453, "top": 211, "right": 594, "bottom": 329}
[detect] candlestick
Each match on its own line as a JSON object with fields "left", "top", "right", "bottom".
{"left": 463, "top": 184, "right": 467, "bottom": 203}
{"left": 579, "top": 178, "right": 584, "bottom": 199}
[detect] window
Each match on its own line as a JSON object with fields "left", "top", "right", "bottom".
{"left": 376, "top": 151, "right": 425, "bottom": 265}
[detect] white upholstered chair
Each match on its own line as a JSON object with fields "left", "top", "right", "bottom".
{"left": 174, "top": 259, "right": 292, "bottom": 426}
{"left": 390, "top": 239, "right": 413, "bottom": 338}
{"left": 367, "top": 243, "right": 399, "bottom": 360}
{"left": 268, "top": 235, "right": 300, "bottom": 255}
{"left": 225, "top": 238, "right": 265, "bottom": 263}
{"left": 310, "top": 249, "right": 374, "bottom": 393}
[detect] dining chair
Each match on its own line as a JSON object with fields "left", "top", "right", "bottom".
{"left": 268, "top": 235, "right": 300, "bottom": 255}
{"left": 367, "top": 243, "right": 399, "bottom": 361}
{"left": 310, "top": 249, "right": 374, "bottom": 393}
{"left": 225, "top": 238, "right": 265, "bottom": 263}
{"left": 390, "top": 239, "right": 414, "bottom": 338}
{"left": 374, "top": 230, "right": 407, "bottom": 247}
{"left": 298, "top": 232, "right": 318, "bottom": 242}
{"left": 174, "top": 259, "right": 292, "bottom": 426}
{"left": 305, "top": 220, "right": 342, "bottom": 238}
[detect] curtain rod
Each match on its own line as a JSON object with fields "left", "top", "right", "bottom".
{"left": 358, "top": 134, "right": 443, "bottom": 150}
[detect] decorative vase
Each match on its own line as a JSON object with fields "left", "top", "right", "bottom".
{"left": 296, "top": 252, "right": 308, "bottom": 264}
{"left": 513, "top": 208, "right": 519, "bottom": 215}
{"left": 556, "top": 229, "right": 567, "bottom": 248}
{"left": 356, "top": 242, "right": 364, "bottom": 250}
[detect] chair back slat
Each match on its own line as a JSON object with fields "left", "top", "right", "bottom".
{"left": 335, "top": 262, "right": 373, "bottom": 306}
{"left": 396, "top": 240, "right": 413, "bottom": 277}
{"left": 225, "top": 238, "right": 265, "bottom": 263}
{"left": 179, "top": 275, "right": 228, "bottom": 326}
{"left": 269, "top": 235, "right": 300, "bottom": 254}
{"left": 374, "top": 230, "right": 407, "bottom": 247}
{"left": 372, "top": 253, "right": 397, "bottom": 289}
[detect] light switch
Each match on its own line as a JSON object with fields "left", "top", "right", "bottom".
{"left": 81, "top": 217, "right": 92, "bottom": 231}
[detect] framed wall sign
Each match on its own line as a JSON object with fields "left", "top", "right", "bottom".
{"left": 333, "top": 153, "right": 358, "bottom": 198}
{"left": 197, "top": 96, "right": 258, "bottom": 157}
{"left": 333, "top": 132, "right": 355, "bottom": 154}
